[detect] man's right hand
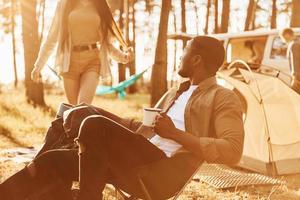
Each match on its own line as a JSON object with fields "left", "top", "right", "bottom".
{"left": 31, "top": 67, "right": 42, "bottom": 82}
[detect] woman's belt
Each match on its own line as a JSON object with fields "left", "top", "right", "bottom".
{"left": 72, "top": 43, "right": 98, "bottom": 52}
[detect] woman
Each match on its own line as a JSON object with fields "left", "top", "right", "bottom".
{"left": 31, "top": 0, "right": 134, "bottom": 105}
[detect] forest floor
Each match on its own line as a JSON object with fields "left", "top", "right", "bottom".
{"left": 0, "top": 86, "right": 300, "bottom": 200}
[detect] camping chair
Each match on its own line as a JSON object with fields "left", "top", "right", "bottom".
{"left": 112, "top": 153, "right": 203, "bottom": 200}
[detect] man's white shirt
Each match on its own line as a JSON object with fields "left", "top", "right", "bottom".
{"left": 150, "top": 85, "right": 198, "bottom": 157}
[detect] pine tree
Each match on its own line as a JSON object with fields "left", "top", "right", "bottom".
{"left": 150, "top": 0, "right": 171, "bottom": 106}
{"left": 20, "top": 0, "right": 45, "bottom": 106}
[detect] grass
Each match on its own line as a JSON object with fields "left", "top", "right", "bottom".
{"left": 0, "top": 86, "right": 149, "bottom": 149}
{"left": 0, "top": 86, "right": 300, "bottom": 199}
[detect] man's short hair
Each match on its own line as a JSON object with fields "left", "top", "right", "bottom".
{"left": 280, "top": 28, "right": 295, "bottom": 37}
{"left": 190, "top": 36, "right": 225, "bottom": 75}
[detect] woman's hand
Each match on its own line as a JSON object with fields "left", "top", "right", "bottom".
{"left": 31, "top": 67, "right": 42, "bottom": 82}
{"left": 125, "top": 47, "right": 135, "bottom": 63}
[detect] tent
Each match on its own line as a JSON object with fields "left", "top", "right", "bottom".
{"left": 217, "top": 60, "right": 300, "bottom": 175}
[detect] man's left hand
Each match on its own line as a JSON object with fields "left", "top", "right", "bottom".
{"left": 153, "top": 112, "right": 178, "bottom": 139}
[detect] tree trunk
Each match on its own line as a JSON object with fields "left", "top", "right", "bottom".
{"left": 145, "top": 0, "right": 152, "bottom": 13}
{"left": 128, "top": 0, "right": 136, "bottom": 94}
{"left": 38, "top": 0, "right": 46, "bottom": 44}
{"left": 220, "top": 0, "right": 230, "bottom": 33}
{"left": 214, "top": 0, "right": 219, "bottom": 33}
{"left": 204, "top": 0, "right": 211, "bottom": 34}
{"left": 171, "top": 9, "right": 177, "bottom": 87}
{"left": 181, "top": 0, "right": 186, "bottom": 48}
{"left": 193, "top": 1, "right": 200, "bottom": 34}
{"left": 11, "top": 0, "right": 18, "bottom": 87}
{"left": 244, "top": 0, "right": 256, "bottom": 31}
{"left": 150, "top": 0, "right": 171, "bottom": 106}
{"left": 20, "top": 0, "right": 45, "bottom": 106}
{"left": 118, "top": 0, "right": 126, "bottom": 83}
{"left": 291, "top": 0, "right": 300, "bottom": 27}
{"left": 271, "top": 0, "right": 277, "bottom": 29}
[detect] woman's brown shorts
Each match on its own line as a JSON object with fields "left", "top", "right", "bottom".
{"left": 61, "top": 49, "right": 101, "bottom": 81}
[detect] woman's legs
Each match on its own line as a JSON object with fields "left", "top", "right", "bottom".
{"left": 63, "top": 77, "right": 80, "bottom": 105}
{"left": 63, "top": 70, "right": 99, "bottom": 106}
{"left": 63, "top": 50, "right": 100, "bottom": 105}
{"left": 78, "top": 70, "right": 99, "bottom": 104}
{"left": 76, "top": 115, "right": 167, "bottom": 200}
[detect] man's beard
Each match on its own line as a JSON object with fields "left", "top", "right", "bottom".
{"left": 178, "top": 63, "right": 192, "bottom": 78}
{"left": 178, "top": 69, "right": 188, "bottom": 78}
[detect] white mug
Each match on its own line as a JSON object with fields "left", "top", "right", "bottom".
{"left": 142, "top": 108, "right": 162, "bottom": 127}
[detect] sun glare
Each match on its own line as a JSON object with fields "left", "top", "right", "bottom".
{"left": 0, "top": 34, "right": 24, "bottom": 85}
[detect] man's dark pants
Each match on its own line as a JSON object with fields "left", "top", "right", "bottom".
{"left": 34, "top": 115, "right": 167, "bottom": 200}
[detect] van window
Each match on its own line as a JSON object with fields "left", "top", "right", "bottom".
{"left": 270, "top": 35, "right": 300, "bottom": 59}
{"left": 270, "top": 36, "right": 288, "bottom": 59}
{"left": 226, "top": 36, "right": 267, "bottom": 65}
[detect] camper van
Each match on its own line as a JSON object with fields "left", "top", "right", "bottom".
{"left": 169, "top": 28, "right": 300, "bottom": 75}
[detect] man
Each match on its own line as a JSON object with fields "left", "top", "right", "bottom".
{"left": 280, "top": 28, "right": 300, "bottom": 94}
{"left": 0, "top": 36, "right": 244, "bottom": 200}
{"left": 244, "top": 40, "right": 264, "bottom": 66}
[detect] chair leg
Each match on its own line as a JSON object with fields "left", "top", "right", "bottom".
{"left": 115, "top": 187, "right": 138, "bottom": 200}
{"left": 115, "top": 187, "right": 127, "bottom": 200}
{"left": 138, "top": 178, "right": 152, "bottom": 200}
{"left": 114, "top": 178, "right": 151, "bottom": 200}
{"left": 171, "top": 191, "right": 181, "bottom": 200}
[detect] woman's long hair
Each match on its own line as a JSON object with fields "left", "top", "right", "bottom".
{"left": 60, "top": 0, "right": 127, "bottom": 49}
